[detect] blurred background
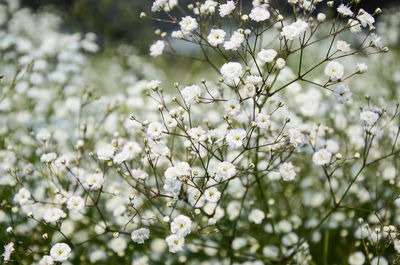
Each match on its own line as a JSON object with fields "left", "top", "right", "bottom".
{"left": 19, "top": 0, "right": 400, "bottom": 53}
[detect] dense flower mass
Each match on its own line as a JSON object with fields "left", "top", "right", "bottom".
{"left": 1, "top": 0, "right": 400, "bottom": 264}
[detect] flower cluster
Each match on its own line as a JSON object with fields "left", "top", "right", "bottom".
{"left": 1, "top": 0, "right": 400, "bottom": 264}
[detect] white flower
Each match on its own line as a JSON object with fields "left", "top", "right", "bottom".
{"left": 130, "top": 169, "right": 148, "bottom": 180}
{"left": 147, "top": 122, "right": 164, "bottom": 139}
{"left": 312, "top": 149, "right": 332, "bottom": 166}
{"left": 171, "top": 30, "right": 184, "bottom": 39}
{"left": 171, "top": 215, "right": 192, "bottom": 237}
{"left": 181, "top": 85, "right": 201, "bottom": 105}
{"left": 108, "top": 237, "right": 127, "bottom": 255}
{"left": 225, "top": 128, "right": 246, "bottom": 148}
{"left": 348, "top": 251, "right": 365, "bottom": 265}
{"left": 146, "top": 80, "right": 161, "bottom": 90}
{"left": 255, "top": 113, "right": 271, "bottom": 129}
{"left": 40, "top": 152, "right": 57, "bottom": 163}
{"left": 220, "top": 62, "right": 243, "bottom": 81}
{"left": 83, "top": 173, "right": 104, "bottom": 190}
{"left": 175, "top": 162, "right": 191, "bottom": 176}
{"left": 188, "top": 188, "right": 206, "bottom": 208}
{"left": 151, "top": 0, "right": 167, "bottom": 12}
{"left": 336, "top": 40, "right": 350, "bottom": 52}
{"left": 246, "top": 75, "right": 263, "bottom": 84}
{"left": 370, "top": 33, "right": 383, "bottom": 50}
{"left": 249, "top": 209, "right": 265, "bottom": 224}
{"left": 317, "top": 13, "right": 326, "bottom": 22}
{"left": 239, "top": 83, "right": 256, "bottom": 98}
{"left": 204, "top": 187, "right": 221, "bottom": 203}
{"left": 257, "top": 49, "right": 277, "bottom": 64}
{"left": 188, "top": 127, "right": 207, "bottom": 142}
{"left": 2, "top": 242, "right": 14, "bottom": 262}
{"left": 39, "top": 255, "right": 54, "bottom": 265}
{"left": 163, "top": 178, "right": 182, "bottom": 194}
{"left": 54, "top": 155, "right": 69, "bottom": 169}
{"left": 197, "top": 0, "right": 218, "bottom": 15}
{"left": 357, "top": 9, "right": 375, "bottom": 27}
{"left": 50, "top": 243, "right": 71, "bottom": 262}
{"left": 279, "top": 162, "right": 296, "bottom": 181}
{"left": 360, "top": 110, "right": 379, "bottom": 126}
{"left": 224, "top": 99, "right": 241, "bottom": 116}
{"left": 97, "top": 145, "right": 115, "bottom": 160}
{"left": 43, "top": 207, "right": 66, "bottom": 223}
{"left": 227, "top": 201, "right": 241, "bottom": 220}
{"left": 67, "top": 196, "right": 85, "bottom": 213}
{"left": 337, "top": 4, "right": 353, "bottom": 17}
{"left": 287, "top": 128, "right": 304, "bottom": 148}
{"left": 324, "top": 61, "right": 344, "bottom": 81}
{"left": 276, "top": 58, "right": 286, "bottom": 69}
{"left": 294, "top": 19, "right": 309, "bottom": 31}
{"left": 149, "top": 40, "right": 165, "bottom": 57}
{"left": 14, "top": 187, "right": 31, "bottom": 205}
{"left": 348, "top": 19, "right": 362, "bottom": 34}
{"left": 371, "top": 257, "right": 388, "bottom": 265}
{"left": 207, "top": 29, "right": 226, "bottom": 46}
{"left": 165, "top": 115, "right": 177, "bottom": 128}
{"left": 224, "top": 31, "right": 244, "bottom": 51}
{"left": 165, "top": 234, "right": 184, "bottom": 253}
{"left": 249, "top": 7, "right": 270, "bottom": 22}
{"left": 394, "top": 239, "right": 400, "bottom": 253}
{"left": 131, "top": 228, "right": 150, "bottom": 244}
{"left": 334, "top": 84, "right": 352, "bottom": 104}
{"left": 179, "top": 16, "right": 198, "bottom": 33}
{"left": 215, "top": 161, "right": 236, "bottom": 181}
{"left": 113, "top": 151, "right": 131, "bottom": 164}
{"left": 281, "top": 20, "right": 308, "bottom": 40}
{"left": 219, "top": 1, "right": 235, "bottom": 17}
{"left": 281, "top": 25, "right": 299, "bottom": 40}
{"left": 356, "top": 63, "right": 368, "bottom": 73}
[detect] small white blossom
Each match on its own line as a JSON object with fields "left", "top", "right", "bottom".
{"left": 324, "top": 61, "right": 344, "bottom": 81}
{"left": 219, "top": 1, "right": 235, "bottom": 17}
{"left": 336, "top": 40, "right": 350, "bottom": 52}
{"left": 249, "top": 209, "right": 265, "bottom": 224}
{"left": 257, "top": 49, "right": 277, "bottom": 64}
{"left": 207, "top": 29, "right": 226, "bottom": 46}
{"left": 43, "top": 207, "right": 66, "bottom": 223}
{"left": 357, "top": 9, "right": 375, "bottom": 27}
{"left": 179, "top": 16, "right": 198, "bottom": 33}
{"left": 131, "top": 228, "right": 150, "bottom": 244}
{"left": 147, "top": 122, "right": 164, "bottom": 139}
{"left": 50, "top": 243, "right": 71, "bottom": 262}
{"left": 225, "top": 128, "right": 246, "bottom": 148}
{"left": 149, "top": 40, "right": 165, "bottom": 57}
{"left": 14, "top": 187, "right": 31, "bottom": 205}
{"left": 337, "top": 4, "right": 353, "bottom": 17}
{"left": 249, "top": 7, "right": 270, "bottom": 22}
{"left": 2, "top": 242, "right": 14, "bottom": 262}
{"left": 348, "top": 251, "right": 366, "bottom": 265}
{"left": 215, "top": 161, "right": 236, "bottom": 181}
{"left": 334, "top": 84, "right": 352, "bottom": 104}
{"left": 170, "top": 215, "right": 192, "bottom": 237}
{"left": 360, "top": 110, "right": 379, "bottom": 126}
{"left": 181, "top": 85, "right": 201, "bottom": 105}
{"left": 83, "top": 173, "right": 104, "bottom": 190}
{"left": 204, "top": 187, "right": 221, "bottom": 203}
{"left": 67, "top": 196, "right": 85, "bottom": 213}
{"left": 165, "top": 234, "right": 184, "bottom": 253}
{"left": 279, "top": 162, "right": 296, "bottom": 181}
{"left": 220, "top": 62, "right": 243, "bottom": 81}
{"left": 312, "top": 149, "right": 332, "bottom": 166}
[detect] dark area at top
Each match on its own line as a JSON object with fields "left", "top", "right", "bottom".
{"left": 19, "top": 0, "right": 399, "bottom": 52}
